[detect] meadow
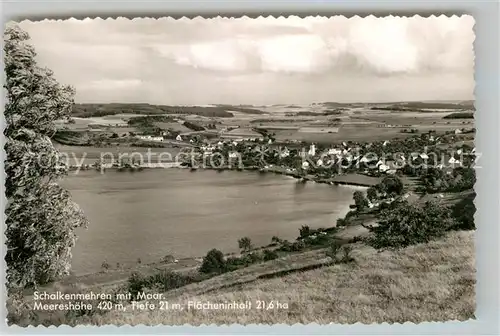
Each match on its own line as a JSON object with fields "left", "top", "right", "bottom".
{"left": 78, "top": 230, "right": 474, "bottom": 325}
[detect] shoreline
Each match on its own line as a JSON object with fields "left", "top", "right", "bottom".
{"left": 69, "top": 162, "right": 379, "bottom": 188}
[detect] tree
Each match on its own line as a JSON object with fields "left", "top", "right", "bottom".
{"left": 299, "top": 225, "right": 311, "bottom": 239}
{"left": 366, "top": 186, "right": 378, "bottom": 201}
{"left": 4, "top": 25, "right": 88, "bottom": 289}
{"left": 237, "top": 237, "right": 253, "bottom": 252}
{"left": 380, "top": 176, "right": 404, "bottom": 196}
{"left": 353, "top": 191, "right": 369, "bottom": 211}
{"left": 271, "top": 236, "right": 282, "bottom": 245}
{"left": 199, "top": 249, "right": 226, "bottom": 274}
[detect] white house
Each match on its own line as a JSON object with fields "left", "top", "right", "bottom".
{"left": 420, "top": 153, "right": 429, "bottom": 160}
{"left": 317, "top": 158, "right": 324, "bottom": 167}
{"left": 455, "top": 128, "right": 463, "bottom": 134}
{"left": 328, "top": 148, "right": 342, "bottom": 155}
{"left": 176, "top": 134, "right": 183, "bottom": 141}
{"left": 137, "top": 135, "right": 164, "bottom": 142}
{"left": 302, "top": 161, "right": 310, "bottom": 170}
{"left": 382, "top": 140, "right": 389, "bottom": 147}
{"left": 378, "top": 164, "right": 390, "bottom": 172}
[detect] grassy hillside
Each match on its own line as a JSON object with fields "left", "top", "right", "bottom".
{"left": 87, "top": 230, "right": 474, "bottom": 325}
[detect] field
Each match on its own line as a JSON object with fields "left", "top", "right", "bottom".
{"left": 56, "top": 101, "right": 475, "bottom": 150}
{"left": 83, "top": 230, "right": 474, "bottom": 325}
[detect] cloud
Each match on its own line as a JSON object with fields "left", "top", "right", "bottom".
{"left": 346, "top": 17, "right": 419, "bottom": 74}
{"left": 147, "top": 16, "right": 474, "bottom": 76}
{"left": 17, "top": 16, "right": 475, "bottom": 104}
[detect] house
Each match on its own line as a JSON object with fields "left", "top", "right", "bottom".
{"left": 420, "top": 153, "right": 429, "bottom": 160}
{"left": 136, "top": 135, "right": 164, "bottom": 142}
{"left": 378, "top": 164, "right": 390, "bottom": 172}
{"left": 279, "top": 147, "right": 290, "bottom": 158}
{"left": 176, "top": 134, "right": 183, "bottom": 141}
{"left": 455, "top": 128, "right": 463, "bottom": 134}
{"left": 328, "top": 148, "right": 342, "bottom": 155}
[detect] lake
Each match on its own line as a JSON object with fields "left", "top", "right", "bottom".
{"left": 61, "top": 169, "right": 357, "bottom": 275}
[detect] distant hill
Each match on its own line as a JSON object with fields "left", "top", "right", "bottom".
{"left": 215, "top": 105, "right": 266, "bottom": 114}
{"left": 71, "top": 101, "right": 475, "bottom": 118}
{"left": 443, "top": 112, "right": 474, "bottom": 119}
{"left": 369, "top": 101, "right": 475, "bottom": 112}
{"left": 72, "top": 103, "right": 235, "bottom": 118}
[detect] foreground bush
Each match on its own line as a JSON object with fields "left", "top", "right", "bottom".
{"left": 263, "top": 249, "right": 279, "bottom": 261}
{"left": 451, "top": 192, "right": 476, "bottom": 230}
{"left": 199, "top": 249, "right": 227, "bottom": 274}
{"left": 369, "top": 200, "right": 455, "bottom": 249}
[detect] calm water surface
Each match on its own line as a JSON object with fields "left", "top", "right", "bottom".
{"left": 61, "top": 169, "right": 356, "bottom": 274}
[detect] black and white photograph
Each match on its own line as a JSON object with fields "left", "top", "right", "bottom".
{"left": 4, "top": 15, "right": 476, "bottom": 326}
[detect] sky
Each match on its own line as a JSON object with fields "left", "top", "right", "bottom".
{"left": 19, "top": 15, "right": 475, "bottom": 105}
